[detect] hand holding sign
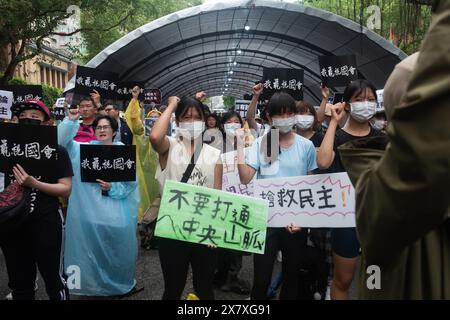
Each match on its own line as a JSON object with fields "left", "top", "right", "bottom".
{"left": 286, "top": 223, "right": 302, "bottom": 234}
{"left": 321, "top": 85, "right": 330, "bottom": 100}
{"left": 96, "top": 179, "right": 112, "bottom": 191}
{"left": 90, "top": 89, "right": 101, "bottom": 107}
{"left": 68, "top": 107, "right": 79, "bottom": 121}
{"left": 12, "top": 164, "right": 37, "bottom": 188}
{"left": 252, "top": 83, "right": 263, "bottom": 96}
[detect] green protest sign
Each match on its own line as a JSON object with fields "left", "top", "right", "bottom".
{"left": 155, "top": 180, "right": 269, "bottom": 254}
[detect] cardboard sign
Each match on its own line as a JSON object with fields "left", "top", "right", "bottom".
{"left": 116, "top": 82, "right": 145, "bottom": 101}
{"left": 143, "top": 89, "right": 161, "bottom": 104}
{"left": 262, "top": 68, "right": 304, "bottom": 100}
{"left": 0, "top": 90, "right": 14, "bottom": 120}
{"left": 254, "top": 173, "right": 356, "bottom": 228}
{"left": 155, "top": 180, "right": 269, "bottom": 254}
{"left": 0, "top": 123, "right": 58, "bottom": 176}
{"left": 79, "top": 144, "right": 136, "bottom": 182}
{"left": 74, "top": 66, "right": 119, "bottom": 99}
{"left": 318, "top": 55, "right": 358, "bottom": 87}
{"left": 0, "top": 85, "right": 43, "bottom": 103}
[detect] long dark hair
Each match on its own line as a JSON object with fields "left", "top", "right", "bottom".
{"left": 261, "top": 92, "right": 296, "bottom": 165}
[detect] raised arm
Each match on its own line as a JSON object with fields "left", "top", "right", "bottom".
{"left": 57, "top": 111, "right": 80, "bottom": 150}
{"left": 124, "top": 86, "right": 144, "bottom": 136}
{"left": 149, "top": 96, "right": 179, "bottom": 155}
{"left": 316, "top": 86, "right": 330, "bottom": 123}
{"left": 317, "top": 103, "right": 344, "bottom": 169}
{"left": 246, "top": 83, "right": 263, "bottom": 131}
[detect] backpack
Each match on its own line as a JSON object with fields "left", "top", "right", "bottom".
{"left": 0, "top": 181, "right": 31, "bottom": 233}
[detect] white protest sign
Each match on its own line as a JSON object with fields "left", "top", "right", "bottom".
{"left": 376, "top": 89, "right": 384, "bottom": 113}
{"left": 56, "top": 98, "right": 65, "bottom": 108}
{"left": 221, "top": 150, "right": 254, "bottom": 196}
{"left": 0, "top": 90, "right": 14, "bottom": 120}
{"left": 254, "top": 172, "right": 355, "bottom": 228}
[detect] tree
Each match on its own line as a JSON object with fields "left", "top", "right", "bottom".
{"left": 0, "top": 0, "right": 140, "bottom": 85}
{"left": 303, "top": 0, "right": 432, "bottom": 54}
{"left": 222, "top": 96, "right": 235, "bottom": 109}
{"left": 81, "top": 0, "right": 202, "bottom": 62}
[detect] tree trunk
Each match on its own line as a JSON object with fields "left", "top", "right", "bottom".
{"left": 0, "top": 40, "right": 26, "bottom": 86}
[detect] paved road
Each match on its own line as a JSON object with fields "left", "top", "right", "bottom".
{"left": 1, "top": 244, "right": 356, "bottom": 300}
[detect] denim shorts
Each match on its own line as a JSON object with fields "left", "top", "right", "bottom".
{"left": 331, "top": 227, "right": 360, "bottom": 258}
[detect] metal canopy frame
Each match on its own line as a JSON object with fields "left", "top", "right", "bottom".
{"left": 65, "top": 0, "right": 406, "bottom": 104}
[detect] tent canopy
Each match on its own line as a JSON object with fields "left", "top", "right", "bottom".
{"left": 66, "top": 0, "right": 406, "bottom": 104}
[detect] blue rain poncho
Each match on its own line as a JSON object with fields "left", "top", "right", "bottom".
{"left": 58, "top": 119, "right": 139, "bottom": 296}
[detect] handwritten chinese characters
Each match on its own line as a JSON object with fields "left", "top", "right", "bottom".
{"left": 155, "top": 180, "right": 269, "bottom": 254}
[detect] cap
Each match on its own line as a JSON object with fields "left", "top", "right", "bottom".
{"left": 11, "top": 99, "right": 51, "bottom": 120}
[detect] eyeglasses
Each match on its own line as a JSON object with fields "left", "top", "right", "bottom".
{"left": 95, "top": 125, "right": 112, "bottom": 131}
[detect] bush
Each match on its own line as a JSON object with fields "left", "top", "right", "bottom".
{"left": 0, "top": 73, "right": 63, "bottom": 108}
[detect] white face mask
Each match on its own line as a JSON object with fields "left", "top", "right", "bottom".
{"left": 350, "top": 101, "right": 377, "bottom": 123}
{"left": 177, "top": 121, "right": 205, "bottom": 140}
{"left": 372, "top": 120, "right": 385, "bottom": 131}
{"left": 272, "top": 117, "right": 295, "bottom": 134}
{"left": 295, "top": 115, "right": 314, "bottom": 130}
{"left": 224, "top": 123, "right": 241, "bottom": 136}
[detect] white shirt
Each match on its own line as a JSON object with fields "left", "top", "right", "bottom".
{"left": 156, "top": 136, "right": 221, "bottom": 194}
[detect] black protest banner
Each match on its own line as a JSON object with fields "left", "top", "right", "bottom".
{"left": 0, "top": 123, "right": 58, "bottom": 176}
{"left": 143, "top": 89, "right": 161, "bottom": 104}
{"left": 262, "top": 68, "right": 304, "bottom": 100}
{"left": 51, "top": 107, "right": 66, "bottom": 120}
{"left": 0, "top": 85, "right": 43, "bottom": 103}
{"left": 80, "top": 144, "right": 136, "bottom": 182}
{"left": 74, "top": 66, "right": 119, "bottom": 99}
{"left": 234, "top": 100, "right": 251, "bottom": 118}
{"left": 116, "top": 82, "right": 145, "bottom": 102}
{"left": 318, "top": 55, "right": 358, "bottom": 87}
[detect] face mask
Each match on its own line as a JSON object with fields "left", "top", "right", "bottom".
{"left": 372, "top": 120, "right": 385, "bottom": 131}
{"left": 350, "top": 101, "right": 377, "bottom": 123}
{"left": 224, "top": 123, "right": 241, "bottom": 136}
{"left": 18, "top": 118, "right": 42, "bottom": 125}
{"left": 295, "top": 115, "right": 314, "bottom": 130}
{"left": 272, "top": 117, "right": 295, "bottom": 134}
{"left": 177, "top": 121, "right": 205, "bottom": 140}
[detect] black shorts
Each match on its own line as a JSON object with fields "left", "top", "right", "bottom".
{"left": 331, "top": 227, "right": 360, "bottom": 258}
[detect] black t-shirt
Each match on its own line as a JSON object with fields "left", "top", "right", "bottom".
{"left": 0, "top": 145, "right": 73, "bottom": 216}
{"left": 310, "top": 131, "right": 325, "bottom": 148}
{"left": 331, "top": 127, "right": 383, "bottom": 173}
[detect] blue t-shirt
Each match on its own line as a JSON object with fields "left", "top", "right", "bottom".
{"left": 246, "top": 134, "right": 317, "bottom": 179}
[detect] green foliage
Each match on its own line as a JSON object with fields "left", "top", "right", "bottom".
{"left": 303, "top": 0, "right": 432, "bottom": 54}
{"left": 222, "top": 96, "right": 235, "bottom": 109}
{"left": 42, "top": 84, "right": 63, "bottom": 107}
{"left": 80, "top": 0, "right": 202, "bottom": 62}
